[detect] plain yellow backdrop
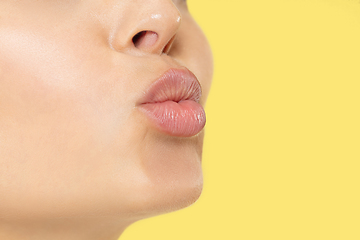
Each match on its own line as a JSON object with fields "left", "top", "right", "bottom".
{"left": 121, "top": 0, "right": 360, "bottom": 239}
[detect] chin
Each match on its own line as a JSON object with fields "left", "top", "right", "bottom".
{"left": 118, "top": 129, "right": 205, "bottom": 220}
{"left": 127, "top": 173, "right": 203, "bottom": 220}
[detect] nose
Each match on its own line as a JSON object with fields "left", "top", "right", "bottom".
{"left": 110, "top": 0, "right": 182, "bottom": 55}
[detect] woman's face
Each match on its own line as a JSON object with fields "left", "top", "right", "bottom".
{"left": 0, "top": 0, "right": 213, "bottom": 221}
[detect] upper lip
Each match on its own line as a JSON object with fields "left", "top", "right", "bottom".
{"left": 138, "top": 67, "right": 202, "bottom": 105}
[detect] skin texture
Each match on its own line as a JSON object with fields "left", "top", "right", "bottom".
{"left": 0, "top": 0, "right": 213, "bottom": 239}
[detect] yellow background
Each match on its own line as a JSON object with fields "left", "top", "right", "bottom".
{"left": 121, "top": 0, "right": 360, "bottom": 239}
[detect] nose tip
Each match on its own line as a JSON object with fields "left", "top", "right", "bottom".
{"left": 111, "top": 1, "right": 182, "bottom": 55}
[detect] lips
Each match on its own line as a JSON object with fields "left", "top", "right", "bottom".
{"left": 137, "top": 68, "right": 206, "bottom": 137}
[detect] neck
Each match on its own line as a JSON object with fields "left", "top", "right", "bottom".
{"left": 0, "top": 216, "right": 134, "bottom": 240}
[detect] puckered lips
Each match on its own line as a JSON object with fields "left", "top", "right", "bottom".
{"left": 137, "top": 68, "right": 205, "bottom": 137}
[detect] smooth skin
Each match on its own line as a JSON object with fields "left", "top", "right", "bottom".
{"left": 0, "top": 0, "right": 213, "bottom": 239}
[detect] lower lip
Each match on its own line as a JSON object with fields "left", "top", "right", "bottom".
{"left": 139, "top": 100, "right": 206, "bottom": 137}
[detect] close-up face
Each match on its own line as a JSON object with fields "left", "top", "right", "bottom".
{"left": 0, "top": 0, "right": 213, "bottom": 223}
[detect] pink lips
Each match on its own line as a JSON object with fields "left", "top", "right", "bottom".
{"left": 138, "top": 68, "right": 206, "bottom": 137}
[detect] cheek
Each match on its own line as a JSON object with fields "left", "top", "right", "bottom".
{"left": 0, "top": 44, "right": 138, "bottom": 218}
{"left": 0, "top": 27, "right": 133, "bottom": 156}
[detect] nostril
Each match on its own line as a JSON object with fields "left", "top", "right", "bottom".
{"left": 132, "top": 31, "right": 146, "bottom": 47}
{"left": 132, "top": 31, "right": 158, "bottom": 49}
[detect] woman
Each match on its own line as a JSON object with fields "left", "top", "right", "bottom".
{"left": 0, "top": 0, "right": 213, "bottom": 239}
